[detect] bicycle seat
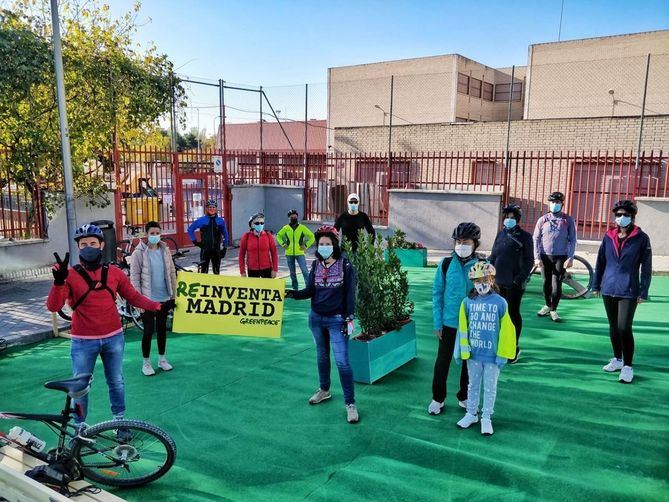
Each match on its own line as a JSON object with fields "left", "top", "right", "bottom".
{"left": 44, "top": 373, "right": 93, "bottom": 399}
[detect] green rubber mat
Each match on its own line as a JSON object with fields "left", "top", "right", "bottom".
{"left": 1, "top": 271, "right": 667, "bottom": 501}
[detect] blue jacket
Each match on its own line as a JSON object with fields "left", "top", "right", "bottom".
{"left": 593, "top": 226, "right": 652, "bottom": 300}
{"left": 433, "top": 253, "right": 482, "bottom": 330}
{"left": 293, "top": 258, "right": 356, "bottom": 317}
{"left": 187, "top": 215, "right": 229, "bottom": 250}
{"left": 489, "top": 226, "right": 534, "bottom": 288}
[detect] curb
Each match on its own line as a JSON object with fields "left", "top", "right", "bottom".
{"left": 2, "top": 326, "right": 69, "bottom": 350}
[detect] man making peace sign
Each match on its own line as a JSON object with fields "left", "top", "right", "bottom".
{"left": 47, "top": 223, "right": 162, "bottom": 431}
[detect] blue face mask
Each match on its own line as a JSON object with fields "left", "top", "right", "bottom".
{"left": 348, "top": 203, "right": 359, "bottom": 213}
{"left": 318, "top": 245, "right": 334, "bottom": 259}
{"left": 616, "top": 215, "right": 632, "bottom": 228}
{"left": 79, "top": 246, "right": 102, "bottom": 269}
{"left": 550, "top": 202, "right": 562, "bottom": 213}
{"left": 254, "top": 224, "right": 264, "bottom": 233}
{"left": 148, "top": 235, "right": 161, "bottom": 245}
{"left": 503, "top": 218, "right": 517, "bottom": 229}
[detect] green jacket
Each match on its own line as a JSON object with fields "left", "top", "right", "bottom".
{"left": 276, "top": 223, "right": 315, "bottom": 256}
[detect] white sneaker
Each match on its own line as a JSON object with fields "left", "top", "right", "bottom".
{"left": 481, "top": 418, "right": 494, "bottom": 436}
{"left": 428, "top": 400, "right": 444, "bottom": 415}
{"left": 457, "top": 413, "right": 479, "bottom": 429}
{"left": 537, "top": 305, "right": 551, "bottom": 316}
{"left": 346, "top": 404, "right": 359, "bottom": 423}
{"left": 619, "top": 366, "right": 634, "bottom": 383}
{"left": 309, "top": 389, "right": 332, "bottom": 405}
{"left": 550, "top": 311, "right": 561, "bottom": 322}
{"left": 603, "top": 358, "right": 623, "bottom": 372}
{"left": 458, "top": 400, "right": 467, "bottom": 409}
{"left": 142, "top": 361, "right": 156, "bottom": 376}
{"left": 158, "top": 358, "right": 173, "bottom": 371}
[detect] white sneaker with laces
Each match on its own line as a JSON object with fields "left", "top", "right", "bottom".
{"left": 158, "top": 358, "right": 173, "bottom": 371}
{"left": 537, "top": 305, "right": 551, "bottom": 316}
{"left": 457, "top": 413, "right": 479, "bottom": 429}
{"left": 481, "top": 418, "right": 494, "bottom": 436}
{"left": 142, "top": 361, "right": 156, "bottom": 376}
{"left": 619, "top": 365, "right": 634, "bottom": 383}
{"left": 603, "top": 358, "right": 623, "bottom": 372}
{"left": 428, "top": 400, "right": 444, "bottom": 415}
{"left": 309, "top": 389, "right": 332, "bottom": 405}
{"left": 346, "top": 404, "right": 359, "bottom": 423}
{"left": 550, "top": 311, "right": 561, "bottom": 322}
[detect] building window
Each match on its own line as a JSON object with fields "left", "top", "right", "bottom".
{"left": 457, "top": 73, "right": 470, "bottom": 94}
{"left": 482, "top": 82, "right": 493, "bottom": 101}
{"left": 494, "top": 82, "right": 522, "bottom": 102}
{"left": 470, "top": 78, "right": 482, "bottom": 98}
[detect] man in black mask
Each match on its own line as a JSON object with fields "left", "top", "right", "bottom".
{"left": 47, "top": 223, "right": 161, "bottom": 432}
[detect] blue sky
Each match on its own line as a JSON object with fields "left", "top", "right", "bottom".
{"left": 107, "top": 0, "right": 668, "bottom": 130}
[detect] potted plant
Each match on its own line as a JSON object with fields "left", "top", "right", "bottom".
{"left": 344, "top": 231, "right": 416, "bottom": 384}
{"left": 385, "top": 228, "right": 427, "bottom": 267}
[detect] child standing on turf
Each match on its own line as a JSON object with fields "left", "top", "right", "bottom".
{"left": 454, "top": 262, "right": 516, "bottom": 436}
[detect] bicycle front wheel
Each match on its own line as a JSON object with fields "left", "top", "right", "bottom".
{"left": 73, "top": 419, "right": 177, "bottom": 488}
{"left": 116, "top": 296, "right": 144, "bottom": 331}
{"left": 562, "top": 255, "right": 594, "bottom": 299}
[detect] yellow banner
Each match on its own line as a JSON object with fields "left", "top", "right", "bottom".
{"left": 172, "top": 272, "right": 285, "bottom": 338}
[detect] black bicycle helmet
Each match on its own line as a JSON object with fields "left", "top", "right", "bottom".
{"left": 287, "top": 209, "right": 298, "bottom": 217}
{"left": 547, "top": 191, "right": 565, "bottom": 202}
{"left": 452, "top": 222, "right": 481, "bottom": 241}
{"left": 74, "top": 223, "right": 104, "bottom": 242}
{"left": 612, "top": 199, "right": 637, "bottom": 216}
{"left": 206, "top": 199, "right": 217, "bottom": 208}
{"left": 502, "top": 204, "right": 522, "bottom": 221}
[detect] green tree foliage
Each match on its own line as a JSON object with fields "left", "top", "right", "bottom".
{"left": 343, "top": 231, "right": 414, "bottom": 339}
{"left": 0, "top": 1, "right": 185, "bottom": 205}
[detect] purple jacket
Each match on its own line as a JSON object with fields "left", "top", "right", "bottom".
{"left": 533, "top": 212, "right": 577, "bottom": 259}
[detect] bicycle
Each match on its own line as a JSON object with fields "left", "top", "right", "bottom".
{"left": 530, "top": 254, "right": 594, "bottom": 299}
{"left": 0, "top": 373, "right": 176, "bottom": 490}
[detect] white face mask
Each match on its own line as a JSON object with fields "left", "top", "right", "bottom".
{"left": 474, "top": 282, "right": 492, "bottom": 295}
{"left": 454, "top": 244, "right": 473, "bottom": 258}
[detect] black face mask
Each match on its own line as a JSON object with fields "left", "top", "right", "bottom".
{"left": 79, "top": 247, "right": 102, "bottom": 270}
{"left": 289, "top": 217, "right": 298, "bottom": 226}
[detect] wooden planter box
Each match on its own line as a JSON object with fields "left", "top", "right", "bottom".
{"left": 385, "top": 248, "right": 428, "bottom": 267}
{"left": 349, "top": 320, "right": 417, "bottom": 384}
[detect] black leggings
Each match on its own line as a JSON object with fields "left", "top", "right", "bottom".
{"left": 432, "top": 326, "right": 468, "bottom": 403}
{"left": 498, "top": 285, "right": 525, "bottom": 351}
{"left": 141, "top": 306, "right": 170, "bottom": 358}
{"left": 540, "top": 254, "right": 567, "bottom": 310}
{"left": 248, "top": 268, "right": 272, "bottom": 278}
{"left": 602, "top": 296, "right": 638, "bottom": 366}
{"left": 200, "top": 248, "right": 221, "bottom": 274}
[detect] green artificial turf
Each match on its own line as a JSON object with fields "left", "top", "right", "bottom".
{"left": 1, "top": 271, "right": 668, "bottom": 501}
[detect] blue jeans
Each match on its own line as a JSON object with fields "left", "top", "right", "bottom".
{"left": 287, "top": 255, "right": 309, "bottom": 290}
{"left": 308, "top": 311, "right": 355, "bottom": 405}
{"left": 70, "top": 334, "right": 125, "bottom": 422}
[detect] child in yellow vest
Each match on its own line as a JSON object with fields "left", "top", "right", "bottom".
{"left": 454, "top": 262, "right": 516, "bottom": 436}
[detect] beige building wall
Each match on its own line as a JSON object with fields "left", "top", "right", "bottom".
{"left": 525, "top": 30, "right": 669, "bottom": 119}
{"left": 333, "top": 115, "right": 669, "bottom": 153}
{"left": 454, "top": 57, "right": 526, "bottom": 122}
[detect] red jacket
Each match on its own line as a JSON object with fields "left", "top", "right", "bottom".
{"left": 47, "top": 265, "right": 161, "bottom": 339}
{"left": 239, "top": 231, "right": 278, "bottom": 274}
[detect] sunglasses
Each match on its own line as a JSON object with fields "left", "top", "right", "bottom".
{"left": 615, "top": 213, "right": 630, "bottom": 217}
{"left": 348, "top": 200, "right": 359, "bottom": 204}
{"left": 254, "top": 221, "right": 265, "bottom": 225}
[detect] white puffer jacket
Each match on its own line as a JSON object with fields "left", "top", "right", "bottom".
{"left": 130, "top": 241, "right": 177, "bottom": 300}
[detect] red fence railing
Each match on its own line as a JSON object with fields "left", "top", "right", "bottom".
{"left": 2, "top": 148, "right": 666, "bottom": 243}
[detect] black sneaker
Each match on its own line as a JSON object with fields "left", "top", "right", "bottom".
{"left": 116, "top": 427, "right": 133, "bottom": 443}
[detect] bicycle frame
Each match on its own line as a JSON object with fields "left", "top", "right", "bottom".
{"left": 0, "top": 394, "right": 79, "bottom": 462}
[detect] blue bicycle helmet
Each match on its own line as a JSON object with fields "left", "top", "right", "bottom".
{"left": 206, "top": 199, "right": 217, "bottom": 208}
{"left": 74, "top": 223, "right": 104, "bottom": 241}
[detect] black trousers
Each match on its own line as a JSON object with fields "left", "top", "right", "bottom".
{"left": 540, "top": 254, "right": 567, "bottom": 310}
{"left": 432, "top": 326, "right": 468, "bottom": 403}
{"left": 498, "top": 284, "right": 525, "bottom": 352}
{"left": 248, "top": 268, "right": 272, "bottom": 278}
{"left": 141, "top": 308, "right": 169, "bottom": 358}
{"left": 200, "top": 248, "right": 221, "bottom": 274}
{"left": 603, "top": 296, "right": 638, "bottom": 366}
